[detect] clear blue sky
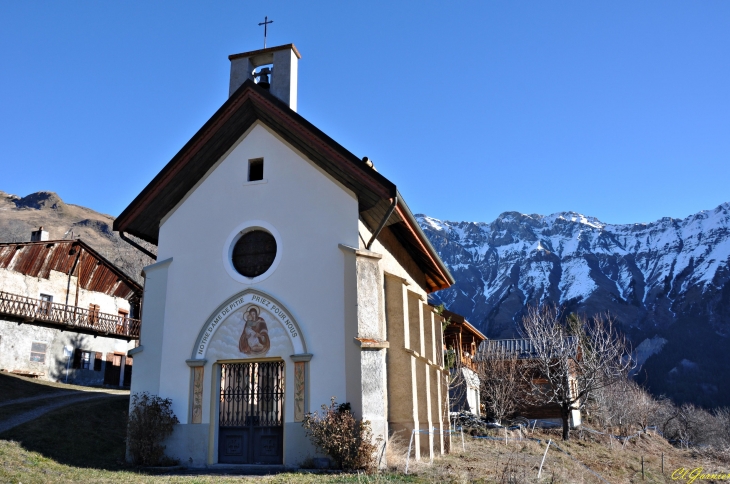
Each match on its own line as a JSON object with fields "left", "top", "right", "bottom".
{"left": 1, "top": 1, "right": 728, "bottom": 225}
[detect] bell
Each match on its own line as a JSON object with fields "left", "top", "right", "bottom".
{"left": 256, "top": 67, "right": 271, "bottom": 90}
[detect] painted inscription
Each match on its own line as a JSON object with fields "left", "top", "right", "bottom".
{"left": 196, "top": 292, "right": 300, "bottom": 358}
{"left": 239, "top": 306, "right": 270, "bottom": 356}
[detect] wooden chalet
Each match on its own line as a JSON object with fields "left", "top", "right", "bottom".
{"left": 442, "top": 309, "right": 487, "bottom": 372}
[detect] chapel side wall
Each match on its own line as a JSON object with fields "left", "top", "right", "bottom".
{"left": 149, "top": 124, "right": 360, "bottom": 466}
{"left": 361, "top": 221, "right": 447, "bottom": 458}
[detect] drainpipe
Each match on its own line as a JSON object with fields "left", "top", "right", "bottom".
{"left": 366, "top": 196, "right": 398, "bottom": 250}
{"left": 65, "top": 244, "right": 82, "bottom": 307}
{"left": 119, "top": 231, "right": 157, "bottom": 261}
{"left": 74, "top": 246, "right": 82, "bottom": 311}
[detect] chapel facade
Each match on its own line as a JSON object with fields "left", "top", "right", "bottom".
{"left": 115, "top": 44, "right": 454, "bottom": 467}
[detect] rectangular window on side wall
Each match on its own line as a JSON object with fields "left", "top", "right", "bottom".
{"left": 248, "top": 158, "right": 264, "bottom": 182}
{"left": 30, "top": 342, "right": 47, "bottom": 363}
{"left": 89, "top": 304, "right": 100, "bottom": 325}
{"left": 117, "top": 309, "right": 129, "bottom": 334}
{"left": 73, "top": 349, "right": 94, "bottom": 370}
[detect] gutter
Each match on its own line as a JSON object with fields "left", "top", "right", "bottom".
{"left": 366, "top": 196, "right": 398, "bottom": 250}
{"left": 119, "top": 231, "right": 157, "bottom": 261}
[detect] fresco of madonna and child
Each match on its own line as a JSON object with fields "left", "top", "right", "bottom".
{"left": 239, "top": 305, "right": 271, "bottom": 356}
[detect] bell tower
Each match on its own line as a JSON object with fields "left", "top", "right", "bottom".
{"left": 228, "top": 44, "right": 300, "bottom": 111}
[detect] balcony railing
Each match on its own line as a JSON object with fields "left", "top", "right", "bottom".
{"left": 0, "top": 290, "right": 140, "bottom": 339}
{"left": 460, "top": 352, "right": 478, "bottom": 371}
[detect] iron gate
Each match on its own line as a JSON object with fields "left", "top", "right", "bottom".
{"left": 218, "top": 361, "right": 285, "bottom": 464}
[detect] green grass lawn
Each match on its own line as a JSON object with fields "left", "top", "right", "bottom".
{"left": 0, "top": 372, "right": 99, "bottom": 403}
{"left": 0, "top": 395, "right": 130, "bottom": 470}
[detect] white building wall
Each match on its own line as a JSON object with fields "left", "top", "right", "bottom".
{"left": 0, "top": 318, "right": 134, "bottom": 385}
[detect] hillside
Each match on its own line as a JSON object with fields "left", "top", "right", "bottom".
{"left": 418, "top": 204, "right": 730, "bottom": 407}
{"left": 0, "top": 190, "right": 154, "bottom": 284}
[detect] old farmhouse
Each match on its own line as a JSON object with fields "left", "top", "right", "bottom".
{"left": 0, "top": 229, "right": 141, "bottom": 386}
{"left": 114, "top": 44, "right": 456, "bottom": 467}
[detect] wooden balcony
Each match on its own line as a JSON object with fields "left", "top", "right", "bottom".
{"left": 0, "top": 290, "right": 140, "bottom": 340}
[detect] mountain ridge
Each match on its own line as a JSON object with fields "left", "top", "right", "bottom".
{"left": 418, "top": 202, "right": 730, "bottom": 407}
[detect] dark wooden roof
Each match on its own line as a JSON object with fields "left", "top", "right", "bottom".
{"left": 114, "top": 79, "right": 454, "bottom": 292}
{"left": 477, "top": 337, "right": 579, "bottom": 360}
{"left": 0, "top": 240, "right": 142, "bottom": 300}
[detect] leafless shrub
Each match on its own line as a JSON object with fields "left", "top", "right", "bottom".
{"left": 658, "top": 402, "right": 730, "bottom": 449}
{"left": 589, "top": 378, "right": 661, "bottom": 436}
{"left": 127, "top": 392, "right": 179, "bottom": 466}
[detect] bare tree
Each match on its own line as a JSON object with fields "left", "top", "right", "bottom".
{"left": 476, "top": 346, "right": 522, "bottom": 424}
{"left": 519, "top": 306, "right": 633, "bottom": 440}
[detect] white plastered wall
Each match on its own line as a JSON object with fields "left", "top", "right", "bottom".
{"left": 137, "top": 122, "right": 360, "bottom": 465}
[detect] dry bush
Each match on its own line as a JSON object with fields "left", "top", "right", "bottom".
{"left": 126, "top": 392, "right": 179, "bottom": 466}
{"left": 659, "top": 402, "right": 730, "bottom": 449}
{"left": 382, "top": 429, "right": 430, "bottom": 474}
{"left": 302, "top": 398, "right": 381, "bottom": 472}
{"left": 589, "top": 378, "right": 661, "bottom": 436}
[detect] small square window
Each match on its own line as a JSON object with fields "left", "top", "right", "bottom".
{"left": 248, "top": 159, "right": 264, "bottom": 182}
{"left": 30, "top": 342, "right": 47, "bottom": 363}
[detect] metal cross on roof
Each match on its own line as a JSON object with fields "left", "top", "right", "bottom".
{"left": 258, "top": 16, "right": 273, "bottom": 48}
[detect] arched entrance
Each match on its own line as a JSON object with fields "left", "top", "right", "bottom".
{"left": 189, "top": 289, "right": 310, "bottom": 465}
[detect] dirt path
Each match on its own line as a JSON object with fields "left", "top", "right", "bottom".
{"left": 0, "top": 390, "right": 128, "bottom": 434}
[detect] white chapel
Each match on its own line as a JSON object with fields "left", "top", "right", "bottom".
{"left": 114, "top": 44, "right": 455, "bottom": 467}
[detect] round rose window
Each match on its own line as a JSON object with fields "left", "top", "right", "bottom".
{"left": 232, "top": 230, "right": 277, "bottom": 278}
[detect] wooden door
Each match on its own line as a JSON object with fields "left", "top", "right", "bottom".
{"left": 218, "top": 361, "right": 284, "bottom": 464}
{"left": 103, "top": 353, "right": 123, "bottom": 385}
{"left": 123, "top": 357, "right": 133, "bottom": 387}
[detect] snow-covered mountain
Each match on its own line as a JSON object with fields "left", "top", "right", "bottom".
{"left": 417, "top": 203, "right": 730, "bottom": 407}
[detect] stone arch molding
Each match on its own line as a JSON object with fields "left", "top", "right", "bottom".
{"left": 191, "top": 289, "right": 307, "bottom": 360}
